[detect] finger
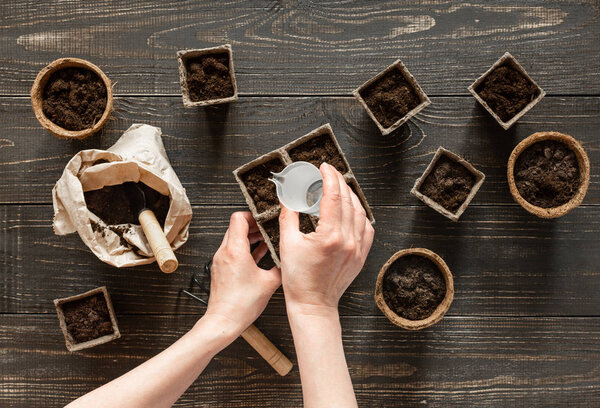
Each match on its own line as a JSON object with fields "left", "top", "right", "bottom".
{"left": 317, "top": 163, "right": 342, "bottom": 231}
{"left": 336, "top": 171, "right": 354, "bottom": 234}
{"left": 360, "top": 221, "right": 375, "bottom": 259}
{"left": 248, "top": 231, "right": 264, "bottom": 245}
{"left": 252, "top": 241, "right": 269, "bottom": 263}
{"left": 279, "top": 205, "right": 300, "bottom": 242}
{"left": 225, "top": 212, "right": 254, "bottom": 247}
{"left": 349, "top": 188, "right": 366, "bottom": 239}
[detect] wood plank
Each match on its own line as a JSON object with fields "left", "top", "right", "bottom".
{"left": 2, "top": 204, "right": 599, "bottom": 316}
{"left": 1, "top": 96, "right": 599, "bottom": 205}
{"left": 0, "top": 314, "right": 598, "bottom": 407}
{"left": 0, "top": 1, "right": 599, "bottom": 95}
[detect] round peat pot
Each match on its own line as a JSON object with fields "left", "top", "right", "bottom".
{"left": 374, "top": 248, "right": 454, "bottom": 330}
{"left": 31, "top": 58, "right": 113, "bottom": 140}
{"left": 507, "top": 131, "right": 590, "bottom": 219}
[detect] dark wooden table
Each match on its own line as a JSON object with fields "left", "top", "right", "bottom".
{"left": 1, "top": 1, "right": 599, "bottom": 407}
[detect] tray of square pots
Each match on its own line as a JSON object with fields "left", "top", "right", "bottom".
{"left": 233, "top": 123, "right": 375, "bottom": 267}
{"left": 353, "top": 59, "right": 430, "bottom": 135}
{"left": 177, "top": 44, "right": 238, "bottom": 107}
{"left": 54, "top": 286, "right": 120, "bottom": 352}
{"left": 31, "top": 58, "right": 113, "bottom": 140}
{"left": 468, "top": 52, "right": 545, "bottom": 130}
{"left": 375, "top": 248, "right": 454, "bottom": 330}
{"left": 411, "top": 147, "right": 485, "bottom": 221}
{"left": 507, "top": 131, "right": 590, "bottom": 219}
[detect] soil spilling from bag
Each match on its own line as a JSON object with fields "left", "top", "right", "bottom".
{"left": 360, "top": 68, "right": 420, "bottom": 128}
{"left": 185, "top": 53, "right": 234, "bottom": 102}
{"left": 515, "top": 140, "right": 580, "bottom": 208}
{"left": 383, "top": 254, "right": 446, "bottom": 321}
{"left": 289, "top": 134, "right": 348, "bottom": 174}
{"left": 62, "top": 293, "right": 114, "bottom": 343}
{"left": 42, "top": 67, "right": 107, "bottom": 131}
{"left": 419, "top": 155, "right": 476, "bottom": 213}
{"left": 242, "top": 158, "right": 286, "bottom": 213}
{"left": 475, "top": 63, "right": 540, "bottom": 122}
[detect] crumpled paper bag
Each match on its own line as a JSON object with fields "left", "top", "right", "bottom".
{"left": 52, "top": 124, "right": 193, "bottom": 268}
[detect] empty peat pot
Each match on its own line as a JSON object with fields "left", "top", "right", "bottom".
{"left": 507, "top": 131, "right": 590, "bottom": 219}
{"left": 54, "top": 286, "right": 120, "bottom": 352}
{"left": 31, "top": 58, "right": 113, "bottom": 140}
{"left": 375, "top": 248, "right": 454, "bottom": 330}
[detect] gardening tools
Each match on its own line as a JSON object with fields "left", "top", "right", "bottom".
{"left": 125, "top": 182, "right": 178, "bottom": 273}
{"left": 270, "top": 161, "right": 323, "bottom": 216}
{"left": 182, "top": 261, "right": 293, "bottom": 376}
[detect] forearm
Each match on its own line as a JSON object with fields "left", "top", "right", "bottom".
{"left": 66, "top": 315, "right": 240, "bottom": 408}
{"left": 287, "top": 303, "right": 357, "bottom": 408}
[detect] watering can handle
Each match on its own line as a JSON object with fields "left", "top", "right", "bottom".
{"left": 138, "top": 209, "right": 178, "bottom": 273}
{"left": 241, "top": 324, "right": 293, "bottom": 376}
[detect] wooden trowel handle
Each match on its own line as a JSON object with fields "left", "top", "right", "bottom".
{"left": 138, "top": 209, "right": 178, "bottom": 273}
{"left": 241, "top": 324, "right": 293, "bottom": 376}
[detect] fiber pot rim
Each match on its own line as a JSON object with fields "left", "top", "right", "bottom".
{"left": 374, "top": 248, "right": 454, "bottom": 330}
{"left": 31, "top": 57, "right": 113, "bottom": 140}
{"left": 507, "top": 131, "right": 590, "bottom": 219}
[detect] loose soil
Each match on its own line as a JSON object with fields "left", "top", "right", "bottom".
{"left": 185, "top": 53, "right": 234, "bottom": 102}
{"left": 42, "top": 67, "right": 107, "bottom": 131}
{"left": 475, "top": 63, "right": 540, "bottom": 122}
{"left": 261, "top": 214, "right": 314, "bottom": 258}
{"left": 288, "top": 134, "right": 348, "bottom": 174}
{"left": 514, "top": 140, "right": 580, "bottom": 208}
{"left": 241, "top": 158, "right": 286, "bottom": 213}
{"left": 61, "top": 293, "right": 114, "bottom": 343}
{"left": 359, "top": 67, "right": 420, "bottom": 128}
{"left": 382, "top": 254, "right": 446, "bottom": 321}
{"left": 419, "top": 155, "right": 476, "bottom": 213}
{"left": 85, "top": 182, "right": 170, "bottom": 226}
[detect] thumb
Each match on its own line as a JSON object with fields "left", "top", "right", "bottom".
{"left": 279, "top": 205, "right": 300, "bottom": 242}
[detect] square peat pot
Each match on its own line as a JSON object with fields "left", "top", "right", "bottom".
{"left": 353, "top": 59, "right": 430, "bottom": 135}
{"left": 468, "top": 52, "right": 545, "bottom": 130}
{"left": 177, "top": 44, "right": 238, "bottom": 107}
{"left": 54, "top": 286, "right": 121, "bottom": 352}
{"left": 411, "top": 147, "right": 485, "bottom": 222}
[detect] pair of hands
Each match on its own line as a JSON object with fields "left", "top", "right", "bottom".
{"left": 206, "top": 163, "right": 374, "bottom": 333}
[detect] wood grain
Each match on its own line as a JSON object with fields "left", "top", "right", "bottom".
{"left": 1, "top": 314, "right": 598, "bottom": 407}
{"left": 0, "top": 1, "right": 598, "bottom": 95}
{"left": 1, "top": 96, "right": 599, "bottom": 205}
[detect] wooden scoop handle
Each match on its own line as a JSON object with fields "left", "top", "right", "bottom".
{"left": 138, "top": 209, "right": 178, "bottom": 273}
{"left": 241, "top": 324, "right": 293, "bottom": 376}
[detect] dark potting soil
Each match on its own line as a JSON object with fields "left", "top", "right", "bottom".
{"left": 359, "top": 67, "right": 420, "bottom": 129}
{"left": 261, "top": 214, "right": 315, "bottom": 258}
{"left": 288, "top": 134, "right": 348, "bottom": 174}
{"left": 185, "top": 53, "right": 234, "bottom": 102}
{"left": 382, "top": 254, "right": 446, "bottom": 321}
{"left": 242, "top": 158, "right": 286, "bottom": 213}
{"left": 85, "top": 182, "right": 170, "bottom": 227}
{"left": 475, "top": 63, "right": 540, "bottom": 122}
{"left": 42, "top": 67, "right": 107, "bottom": 131}
{"left": 514, "top": 140, "right": 580, "bottom": 208}
{"left": 419, "top": 155, "right": 476, "bottom": 213}
{"left": 61, "top": 293, "right": 114, "bottom": 343}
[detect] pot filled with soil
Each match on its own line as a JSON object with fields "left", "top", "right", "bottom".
{"left": 468, "top": 52, "right": 545, "bottom": 130}
{"left": 375, "top": 248, "right": 454, "bottom": 330}
{"left": 54, "top": 286, "right": 120, "bottom": 351}
{"left": 411, "top": 147, "right": 485, "bottom": 221}
{"left": 353, "top": 59, "right": 430, "bottom": 135}
{"left": 177, "top": 44, "right": 238, "bottom": 107}
{"left": 31, "top": 58, "right": 113, "bottom": 140}
{"left": 507, "top": 131, "right": 590, "bottom": 218}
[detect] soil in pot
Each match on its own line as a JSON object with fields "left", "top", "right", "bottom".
{"left": 382, "top": 254, "right": 446, "bottom": 321}
{"left": 42, "top": 67, "right": 108, "bottom": 131}
{"left": 61, "top": 293, "right": 114, "bottom": 343}
{"left": 514, "top": 140, "right": 580, "bottom": 208}
{"left": 419, "top": 155, "right": 476, "bottom": 213}
{"left": 241, "top": 158, "right": 286, "bottom": 213}
{"left": 475, "top": 64, "right": 540, "bottom": 122}
{"left": 359, "top": 68, "right": 420, "bottom": 128}
{"left": 261, "top": 214, "right": 314, "bottom": 258}
{"left": 185, "top": 53, "right": 234, "bottom": 102}
{"left": 288, "top": 134, "right": 348, "bottom": 174}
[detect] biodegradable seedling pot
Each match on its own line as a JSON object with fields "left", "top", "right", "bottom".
{"left": 353, "top": 59, "right": 430, "bottom": 135}
{"left": 375, "top": 248, "right": 454, "bottom": 330}
{"left": 177, "top": 44, "right": 238, "bottom": 107}
{"left": 411, "top": 147, "right": 485, "bottom": 221}
{"left": 468, "top": 52, "right": 545, "bottom": 130}
{"left": 507, "top": 131, "right": 590, "bottom": 219}
{"left": 54, "top": 286, "right": 120, "bottom": 352}
{"left": 31, "top": 58, "right": 113, "bottom": 140}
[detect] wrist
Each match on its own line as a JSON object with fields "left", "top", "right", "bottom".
{"left": 286, "top": 300, "right": 339, "bottom": 320}
{"left": 191, "top": 314, "right": 243, "bottom": 352}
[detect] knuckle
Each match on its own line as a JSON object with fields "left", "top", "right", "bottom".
{"left": 230, "top": 212, "right": 244, "bottom": 223}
